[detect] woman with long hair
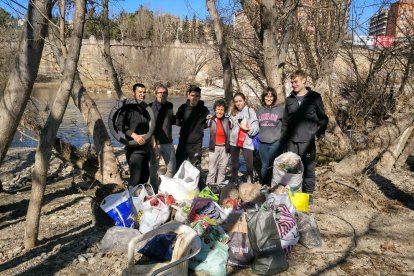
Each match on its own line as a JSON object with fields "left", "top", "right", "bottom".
{"left": 229, "top": 92, "right": 259, "bottom": 183}
{"left": 256, "top": 87, "right": 284, "bottom": 185}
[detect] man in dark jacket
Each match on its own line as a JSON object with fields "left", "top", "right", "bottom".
{"left": 175, "top": 85, "right": 209, "bottom": 171}
{"left": 149, "top": 84, "right": 176, "bottom": 190}
{"left": 116, "top": 83, "right": 151, "bottom": 186}
{"left": 281, "top": 70, "right": 328, "bottom": 196}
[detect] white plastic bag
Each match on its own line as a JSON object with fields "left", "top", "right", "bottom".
{"left": 271, "top": 152, "right": 304, "bottom": 191}
{"left": 139, "top": 198, "right": 170, "bottom": 233}
{"left": 100, "top": 226, "right": 147, "bottom": 253}
{"left": 296, "top": 212, "right": 322, "bottom": 248}
{"left": 267, "top": 192, "right": 296, "bottom": 215}
{"left": 129, "top": 184, "right": 155, "bottom": 222}
{"left": 100, "top": 190, "right": 134, "bottom": 228}
{"left": 159, "top": 160, "right": 200, "bottom": 202}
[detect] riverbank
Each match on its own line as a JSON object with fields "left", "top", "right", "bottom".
{"left": 0, "top": 148, "right": 413, "bottom": 275}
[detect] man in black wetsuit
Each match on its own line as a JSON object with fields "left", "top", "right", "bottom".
{"left": 175, "top": 85, "right": 209, "bottom": 172}
{"left": 281, "top": 70, "right": 329, "bottom": 199}
{"left": 116, "top": 83, "right": 151, "bottom": 186}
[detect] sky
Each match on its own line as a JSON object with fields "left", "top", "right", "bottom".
{"left": 0, "top": 0, "right": 393, "bottom": 34}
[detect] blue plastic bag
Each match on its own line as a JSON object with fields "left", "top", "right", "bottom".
{"left": 139, "top": 233, "right": 177, "bottom": 262}
{"left": 100, "top": 190, "right": 135, "bottom": 228}
{"left": 252, "top": 134, "right": 260, "bottom": 152}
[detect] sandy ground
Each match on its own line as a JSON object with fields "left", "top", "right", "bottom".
{"left": 0, "top": 148, "right": 413, "bottom": 275}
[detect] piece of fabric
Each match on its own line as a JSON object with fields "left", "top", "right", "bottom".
{"left": 138, "top": 233, "right": 177, "bottom": 262}
{"left": 259, "top": 141, "right": 282, "bottom": 185}
{"left": 206, "top": 146, "right": 230, "bottom": 185}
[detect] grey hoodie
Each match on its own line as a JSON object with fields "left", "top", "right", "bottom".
{"left": 257, "top": 104, "right": 284, "bottom": 143}
{"left": 229, "top": 106, "right": 259, "bottom": 150}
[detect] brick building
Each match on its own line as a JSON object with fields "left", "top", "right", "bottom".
{"left": 386, "top": 0, "right": 414, "bottom": 39}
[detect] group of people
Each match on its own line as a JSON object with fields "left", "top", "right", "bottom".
{"left": 116, "top": 70, "right": 328, "bottom": 198}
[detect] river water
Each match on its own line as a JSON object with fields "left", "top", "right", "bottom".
{"left": 12, "top": 86, "right": 216, "bottom": 148}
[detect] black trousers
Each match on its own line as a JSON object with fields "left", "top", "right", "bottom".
{"left": 176, "top": 142, "right": 202, "bottom": 171}
{"left": 286, "top": 139, "right": 316, "bottom": 193}
{"left": 230, "top": 146, "right": 254, "bottom": 182}
{"left": 126, "top": 149, "right": 150, "bottom": 186}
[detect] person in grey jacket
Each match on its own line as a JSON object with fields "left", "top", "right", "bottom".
{"left": 149, "top": 84, "right": 176, "bottom": 191}
{"left": 229, "top": 92, "right": 259, "bottom": 183}
{"left": 205, "top": 99, "right": 231, "bottom": 185}
{"left": 257, "top": 87, "right": 284, "bottom": 185}
{"left": 281, "top": 70, "right": 328, "bottom": 195}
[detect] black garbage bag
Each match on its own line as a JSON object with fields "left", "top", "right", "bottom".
{"left": 246, "top": 207, "right": 289, "bottom": 275}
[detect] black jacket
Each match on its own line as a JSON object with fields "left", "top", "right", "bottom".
{"left": 149, "top": 100, "right": 174, "bottom": 144}
{"left": 207, "top": 116, "right": 231, "bottom": 153}
{"left": 281, "top": 88, "right": 328, "bottom": 143}
{"left": 115, "top": 102, "right": 150, "bottom": 151}
{"left": 176, "top": 100, "right": 209, "bottom": 144}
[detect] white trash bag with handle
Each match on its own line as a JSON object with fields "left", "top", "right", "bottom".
{"left": 271, "top": 152, "right": 304, "bottom": 191}
{"left": 159, "top": 160, "right": 200, "bottom": 202}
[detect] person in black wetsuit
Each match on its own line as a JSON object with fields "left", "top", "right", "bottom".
{"left": 175, "top": 85, "right": 209, "bottom": 172}
{"left": 281, "top": 70, "right": 329, "bottom": 198}
{"left": 115, "top": 83, "right": 151, "bottom": 186}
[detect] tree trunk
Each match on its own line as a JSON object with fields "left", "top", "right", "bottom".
{"left": 395, "top": 130, "right": 414, "bottom": 169}
{"left": 334, "top": 113, "right": 414, "bottom": 176}
{"left": 0, "top": 0, "right": 52, "bottom": 164}
{"left": 102, "top": 0, "right": 125, "bottom": 100}
{"left": 49, "top": 34, "right": 123, "bottom": 186}
{"left": 206, "top": 0, "right": 233, "bottom": 103}
{"left": 315, "top": 76, "right": 351, "bottom": 157}
{"left": 25, "top": 0, "right": 86, "bottom": 249}
{"left": 261, "top": 0, "right": 295, "bottom": 103}
{"left": 70, "top": 75, "right": 123, "bottom": 184}
{"left": 375, "top": 126, "right": 414, "bottom": 174}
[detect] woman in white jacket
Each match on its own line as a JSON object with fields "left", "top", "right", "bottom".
{"left": 229, "top": 92, "right": 259, "bottom": 183}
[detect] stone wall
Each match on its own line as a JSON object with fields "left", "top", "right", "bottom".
{"left": 37, "top": 37, "right": 220, "bottom": 90}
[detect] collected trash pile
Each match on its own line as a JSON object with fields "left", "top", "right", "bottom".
{"left": 100, "top": 152, "right": 322, "bottom": 275}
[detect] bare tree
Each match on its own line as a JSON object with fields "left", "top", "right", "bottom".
{"left": 239, "top": 0, "right": 296, "bottom": 102}
{"left": 292, "top": 0, "right": 352, "bottom": 156}
{"left": 188, "top": 47, "right": 213, "bottom": 82}
{"left": 206, "top": 0, "right": 233, "bottom": 102}
{"left": 0, "top": 0, "right": 52, "bottom": 164}
{"left": 25, "top": 0, "right": 86, "bottom": 249}
{"left": 102, "top": 0, "right": 124, "bottom": 100}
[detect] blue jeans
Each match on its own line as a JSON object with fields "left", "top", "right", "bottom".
{"left": 259, "top": 141, "right": 281, "bottom": 185}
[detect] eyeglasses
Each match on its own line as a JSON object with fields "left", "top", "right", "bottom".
{"left": 156, "top": 91, "right": 168, "bottom": 95}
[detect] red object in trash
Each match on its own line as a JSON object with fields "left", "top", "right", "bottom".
{"left": 165, "top": 195, "right": 175, "bottom": 206}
